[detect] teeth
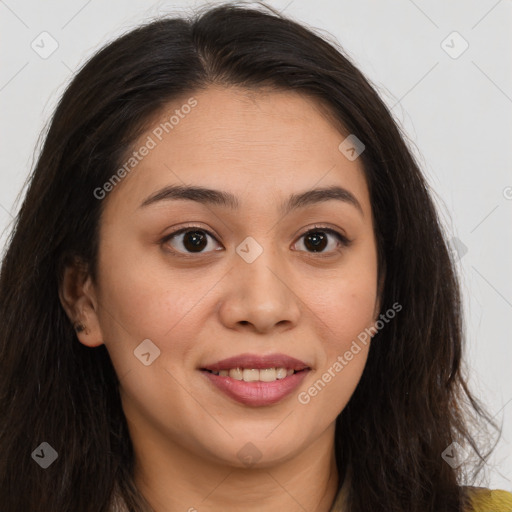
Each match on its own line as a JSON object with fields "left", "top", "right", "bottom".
{"left": 208, "top": 367, "right": 297, "bottom": 382}
{"left": 230, "top": 368, "right": 243, "bottom": 380}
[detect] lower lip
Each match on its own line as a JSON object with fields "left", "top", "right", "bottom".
{"left": 200, "top": 369, "right": 310, "bottom": 407}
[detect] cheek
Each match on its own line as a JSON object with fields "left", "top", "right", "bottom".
{"left": 301, "top": 242, "right": 378, "bottom": 397}
{"left": 94, "top": 240, "right": 218, "bottom": 368}
{"left": 323, "top": 282, "right": 377, "bottom": 342}
{"left": 310, "top": 280, "right": 376, "bottom": 388}
{"left": 309, "top": 258, "right": 378, "bottom": 348}
{"left": 298, "top": 278, "right": 375, "bottom": 415}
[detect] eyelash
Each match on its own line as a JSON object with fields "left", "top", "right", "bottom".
{"left": 160, "top": 224, "right": 352, "bottom": 258}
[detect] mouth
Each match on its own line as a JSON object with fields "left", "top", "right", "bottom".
{"left": 198, "top": 353, "right": 311, "bottom": 407}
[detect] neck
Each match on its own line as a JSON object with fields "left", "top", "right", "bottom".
{"left": 130, "top": 422, "right": 340, "bottom": 512}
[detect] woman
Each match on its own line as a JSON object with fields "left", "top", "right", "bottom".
{"left": 0, "top": 2, "right": 510, "bottom": 511}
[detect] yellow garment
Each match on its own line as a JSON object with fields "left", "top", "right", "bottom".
{"left": 328, "top": 482, "right": 512, "bottom": 511}
{"left": 465, "top": 487, "right": 512, "bottom": 511}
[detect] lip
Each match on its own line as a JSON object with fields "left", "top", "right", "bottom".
{"left": 200, "top": 352, "right": 310, "bottom": 372}
{"left": 199, "top": 352, "right": 311, "bottom": 407}
{"left": 200, "top": 367, "right": 310, "bottom": 407}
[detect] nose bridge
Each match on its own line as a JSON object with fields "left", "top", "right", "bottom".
{"left": 234, "top": 234, "right": 288, "bottom": 295}
{"left": 219, "top": 233, "right": 300, "bottom": 331}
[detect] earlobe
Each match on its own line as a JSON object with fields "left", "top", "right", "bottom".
{"left": 59, "top": 260, "right": 104, "bottom": 348}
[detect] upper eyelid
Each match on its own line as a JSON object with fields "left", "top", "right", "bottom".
{"left": 163, "top": 225, "right": 219, "bottom": 242}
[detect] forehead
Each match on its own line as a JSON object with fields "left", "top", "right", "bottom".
{"left": 103, "top": 85, "right": 371, "bottom": 217}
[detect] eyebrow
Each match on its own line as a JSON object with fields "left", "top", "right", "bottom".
{"left": 140, "top": 184, "right": 363, "bottom": 216}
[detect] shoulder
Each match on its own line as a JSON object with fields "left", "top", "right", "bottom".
{"left": 463, "top": 486, "right": 512, "bottom": 512}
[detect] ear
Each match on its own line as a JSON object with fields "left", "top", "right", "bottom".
{"left": 59, "top": 257, "right": 104, "bottom": 348}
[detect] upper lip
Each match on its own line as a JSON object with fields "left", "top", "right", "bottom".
{"left": 200, "top": 353, "right": 310, "bottom": 372}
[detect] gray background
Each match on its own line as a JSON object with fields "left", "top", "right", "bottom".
{"left": 1, "top": 0, "right": 511, "bottom": 489}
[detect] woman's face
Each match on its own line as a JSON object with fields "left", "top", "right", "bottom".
{"left": 85, "top": 86, "right": 379, "bottom": 468}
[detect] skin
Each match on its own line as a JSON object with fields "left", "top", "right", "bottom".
{"left": 60, "top": 85, "right": 380, "bottom": 512}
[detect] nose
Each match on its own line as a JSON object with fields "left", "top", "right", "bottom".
{"left": 217, "top": 240, "right": 302, "bottom": 334}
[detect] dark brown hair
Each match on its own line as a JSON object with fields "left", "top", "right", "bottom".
{"left": 0, "top": 2, "right": 498, "bottom": 511}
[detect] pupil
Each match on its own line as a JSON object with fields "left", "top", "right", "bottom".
{"left": 305, "top": 231, "right": 327, "bottom": 252}
{"left": 184, "top": 230, "right": 207, "bottom": 252}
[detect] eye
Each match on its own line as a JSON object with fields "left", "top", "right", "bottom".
{"left": 293, "top": 226, "right": 351, "bottom": 254}
{"left": 162, "top": 227, "right": 222, "bottom": 255}
{"left": 161, "top": 224, "right": 351, "bottom": 256}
